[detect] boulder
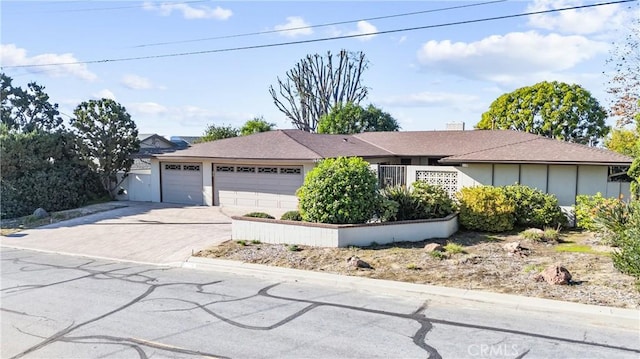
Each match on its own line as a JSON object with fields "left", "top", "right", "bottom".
{"left": 346, "top": 256, "right": 372, "bottom": 269}
{"left": 424, "top": 243, "right": 444, "bottom": 252}
{"left": 534, "top": 264, "right": 572, "bottom": 285}
{"left": 503, "top": 242, "right": 529, "bottom": 257}
{"left": 32, "top": 208, "right": 49, "bottom": 219}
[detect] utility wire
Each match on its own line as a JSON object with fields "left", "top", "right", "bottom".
{"left": 2, "top": 0, "right": 635, "bottom": 70}
{"left": 134, "top": 0, "right": 507, "bottom": 48}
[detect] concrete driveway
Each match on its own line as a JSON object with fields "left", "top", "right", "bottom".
{"left": 0, "top": 202, "right": 236, "bottom": 265}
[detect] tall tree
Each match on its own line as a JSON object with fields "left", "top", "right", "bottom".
{"left": 269, "top": 50, "right": 369, "bottom": 132}
{"left": 0, "top": 73, "right": 64, "bottom": 133}
{"left": 605, "top": 128, "right": 639, "bottom": 157}
{"left": 317, "top": 102, "right": 400, "bottom": 134}
{"left": 240, "top": 116, "right": 275, "bottom": 136}
{"left": 195, "top": 124, "right": 239, "bottom": 143}
{"left": 476, "top": 81, "right": 609, "bottom": 146}
{"left": 605, "top": 6, "right": 639, "bottom": 127}
{"left": 70, "top": 99, "right": 140, "bottom": 199}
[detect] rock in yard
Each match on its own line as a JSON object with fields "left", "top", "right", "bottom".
{"left": 346, "top": 256, "right": 372, "bottom": 269}
{"left": 424, "top": 243, "right": 444, "bottom": 252}
{"left": 32, "top": 208, "right": 49, "bottom": 219}
{"left": 534, "top": 264, "right": 572, "bottom": 285}
{"left": 503, "top": 242, "right": 529, "bottom": 257}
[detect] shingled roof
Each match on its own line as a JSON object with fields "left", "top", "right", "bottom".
{"left": 155, "top": 130, "right": 391, "bottom": 161}
{"left": 156, "top": 129, "right": 633, "bottom": 165}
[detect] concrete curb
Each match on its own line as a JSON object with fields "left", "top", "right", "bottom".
{"left": 184, "top": 256, "right": 640, "bottom": 330}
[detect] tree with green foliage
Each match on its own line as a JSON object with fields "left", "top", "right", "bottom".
{"left": 477, "top": 81, "right": 609, "bottom": 146}
{"left": 0, "top": 73, "right": 64, "bottom": 133}
{"left": 0, "top": 129, "right": 105, "bottom": 218}
{"left": 605, "top": 128, "right": 639, "bottom": 157}
{"left": 70, "top": 99, "right": 140, "bottom": 199}
{"left": 269, "top": 50, "right": 369, "bottom": 132}
{"left": 196, "top": 124, "right": 239, "bottom": 143}
{"left": 297, "top": 157, "right": 380, "bottom": 224}
{"left": 240, "top": 116, "right": 275, "bottom": 136}
{"left": 317, "top": 102, "right": 400, "bottom": 134}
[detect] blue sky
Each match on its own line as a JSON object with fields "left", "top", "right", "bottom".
{"left": 1, "top": 0, "right": 635, "bottom": 137}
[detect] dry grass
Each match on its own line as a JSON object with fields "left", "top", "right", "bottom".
{"left": 196, "top": 230, "right": 640, "bottom": 309}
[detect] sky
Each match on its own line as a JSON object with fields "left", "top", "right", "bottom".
{"left": 1, "top": 0, "right": 636, "bottom": 137}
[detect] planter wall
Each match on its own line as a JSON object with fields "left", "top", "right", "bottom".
{"left": 232, "top": 214, "right": 458, "bottom": 248}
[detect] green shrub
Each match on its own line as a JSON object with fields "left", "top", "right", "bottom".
{"left": 429, "top": 251, "right": 447, "bottom": 260}
{"left": 457, "top": 186, "right": 515, "bottom": 232}
{"left": 243, "top": 212, "right": 275, "bottom": 219}
{"left": 287, "top": 244, "right": 300, "bottom": 252}
{"left": 502, "top": 185, "right": 566, "bottom": 228}
{"left": 280, "top": 210, "right": 302, "bottom": 221}
{"left": 603, "top": 201, "right": 640, "bottom": 280}
{"left": 443, "top": 242, "right": 465, "bottom": 254}
{"left": 520, "top": 228, "right": 544, "bottom": 241}
{"left": 543, "top": 227, "right": 560, "bottom": 242}
{"left": 411, "top": 181, "right": 457, "bottom": 219}
{"left": 236, "top": 240, "right": 247, "bottom": 246}
{"left": 297, "top": 157, "right": 380, "bottom": 224}
{"left": 380, "top": 186, "right": 422, "bottom": 221}
{"left": 379, "top": 183, "right": 456, "bottom": 221}
{"left": 575, "top": 193, "right": 620, "bottom": 231}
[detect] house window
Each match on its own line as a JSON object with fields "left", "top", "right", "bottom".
{"left": 183, "top": 165, "right": 200, "bottom": 171}
{"left": 237, "top": 166, "right": 256, "bottom": 173}
{"left": 216, "top": 166, "right": 234, "bottom": 172}
{"left": 608, "top": 166, "right": 632, "bottom": 182}
{"left": 280, "top": 167, "right": 301, "bottom": 175}
{"left": 165, "top": 164, "right": 181, "bottom": 170}
{"left": 258, "top": 167, "right": 278, "bottom": 174}
{"left": 415, "top": 170, "right": 459, "bottom": 198}
{"left": 400, "top": 158, "right": 412, "bottom": 165}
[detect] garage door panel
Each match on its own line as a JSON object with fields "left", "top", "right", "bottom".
{"left": 214, "top": 166, "right": 302, "bottom": 209}
{"left": 161, "top": 162, "right": 203, "bottom": 205}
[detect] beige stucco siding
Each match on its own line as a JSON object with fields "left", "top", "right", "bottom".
{"left": 458, "top": 164, "right": 493, "bottom": 187}
{"left": 577, "top": 166, "right": 607, "bottom": 198}
{"left": 548, "top": 165, "right": 578, "bottom": 206}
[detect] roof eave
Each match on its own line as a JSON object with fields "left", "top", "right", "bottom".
{"left": 440, "top": 159, "right": 633, "bottom": 166}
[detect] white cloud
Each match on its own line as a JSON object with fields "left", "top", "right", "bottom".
{"left": 121, "top": 74, "right": 153, "bottom": 90}
{"left": 1, "top": 44, "right": 97, "bottom": 81}
{"left": 143, "top": 2, "right": 232, "bottom": 20}
{"left": 128, "top": 102, "right": 168, "bottom": 115}
{"left": 348, "top": 21, "right": 378, "bottom": 41}
{"left": 379, "top": 91, "right": 479, "bottom": 108}
{"left": 93, "top": 89, "right": 116, "bottom": 100}
{"left": 328, "top": 21, "right": 378, "bottom": 41}
{"left": 526, "top": 0, "right": 628, "bottom": 35}
{"left": 273, "top": 16, "right": 313, "bottom": 37}
{"left": 416, "top": 31, "right": 608, "bottom": 85}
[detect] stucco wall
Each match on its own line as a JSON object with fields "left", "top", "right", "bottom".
{"left": 232, "top": 214, "right": 459, "bottom": 248}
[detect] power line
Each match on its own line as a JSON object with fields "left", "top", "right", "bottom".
{"left": 3, "top": 0, "right": 635, "bottom": 70}
{"left": 134, "top": 0, "right": 507, "bottom": 48}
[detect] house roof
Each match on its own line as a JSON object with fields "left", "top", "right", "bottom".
{"left": 155, "top": 129, "right": 633, "bottom": 165}
{"left": 156, "top": 130, "right": 391, "bottom": 161}
{"left": 439, "top": 135, "right": 633, "bottom": 165}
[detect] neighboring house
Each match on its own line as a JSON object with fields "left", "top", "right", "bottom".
{"left": 150, "top": 129, "right": 633, "bottom": 210}
{"left": 117, "top": 134, "right": 186, "bottom": 202}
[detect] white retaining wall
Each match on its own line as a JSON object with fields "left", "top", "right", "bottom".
{"left": 232, "top": 214, "right": 459, "bottom": 248}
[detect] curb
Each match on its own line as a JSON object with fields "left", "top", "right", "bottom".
{"left": 184, "top": 256, "right": 640, "bottom": 331}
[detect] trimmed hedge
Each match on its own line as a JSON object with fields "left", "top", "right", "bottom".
{"left": 457, "top": 186, "right": 515, "bottom": 232}
{"left": 502, "top": 185, "right": 566, "bottom": 228}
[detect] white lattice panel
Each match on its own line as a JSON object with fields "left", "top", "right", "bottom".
{"left": 415, "top": 170, "right": 459, "bottom": 198}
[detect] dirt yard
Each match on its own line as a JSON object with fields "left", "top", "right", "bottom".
{"left": 196, "top": 230, "right": 640, "bottom": 309}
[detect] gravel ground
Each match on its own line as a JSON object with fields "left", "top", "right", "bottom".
{"left": 196, "top": 230, "right": 640, "bottom": 309}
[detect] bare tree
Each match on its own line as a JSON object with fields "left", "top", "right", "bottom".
{"left": 606, "top": 5, "right": 639, "bottom": 127}
{"left": 269, "top": 50, "right": 369, "bottom": 132}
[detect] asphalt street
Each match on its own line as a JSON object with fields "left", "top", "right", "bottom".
{"left": 2, "top": 248, "right": 639, "bottom": 359}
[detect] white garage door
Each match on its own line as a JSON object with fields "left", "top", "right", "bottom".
{"left": 214, "top": 165, "right": 303, "bottom": 210}
{"left": 161, "top": 162, "right": 203, "bottom": 205}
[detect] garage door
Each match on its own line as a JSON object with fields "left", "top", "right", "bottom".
{"left": 214, "top": 165, "right": 303, "bottom": 209}
{"left": 161, "top": 162, "right": 203, "bottom": 205}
